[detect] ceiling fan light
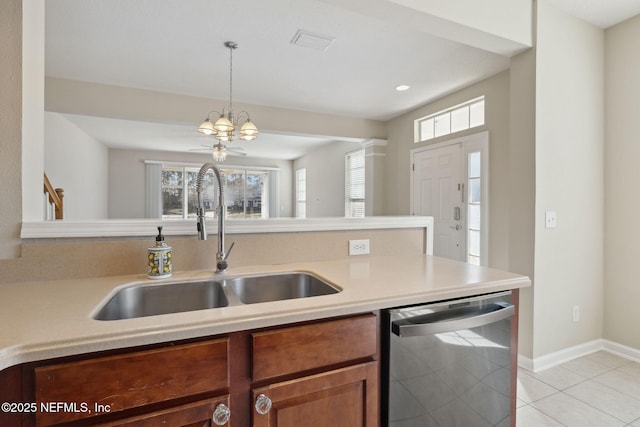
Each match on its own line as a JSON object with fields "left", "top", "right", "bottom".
{"left": 198, "top": 118, "right": 216, "bottom": 135}
{"left": 212, "top": 145, "right": 227, "bottom": 162}
{"left": 239, "top": 120, "right": 259, "bottom": 140}
{"left": 213, "top": 115, "right": 234, "bottom": 133}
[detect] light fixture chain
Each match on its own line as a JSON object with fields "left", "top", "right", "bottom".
{"left": 198, "top": 40, "right": 257, "bottom": 152}
{"left": 228, "top": 43, "right": 233, "bottom": 116}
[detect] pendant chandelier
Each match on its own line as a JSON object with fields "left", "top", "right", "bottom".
{"left": 198, "top": 41, "right": 258, "bottom": 161}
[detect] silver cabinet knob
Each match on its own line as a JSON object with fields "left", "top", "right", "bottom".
{"left": 255, "top": 393, "right": 273, "bottom": 415}
{"left": 212, "top": 403, "right": 231, "bottom": 425}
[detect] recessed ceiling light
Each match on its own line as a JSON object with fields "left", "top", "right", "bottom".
{"left": 395, "top": 84, "right": 410, "bottom": 91}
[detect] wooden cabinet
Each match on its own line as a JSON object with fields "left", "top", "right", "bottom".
{"left": 251, "top": 363, "right": 378, "bottom": 427}
{"left": 251, "top": 314, "right": 377, "bottom": 382}
{"left": 94, "top": 397, "right": 230, "bottom": 427}
{"left": 34, "top": 339, "right": 229, "bottom": 426}
{"left": 250, "top": 314, "right": 379, "bottom": 427}
{"left": 10, "top": 313, "right": 378, "bottom": 427}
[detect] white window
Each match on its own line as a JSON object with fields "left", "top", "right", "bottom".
{"left": 467, "top": 151, "right": 482, "bottom": 265}
{"left": 415, "top": 96, "right": 485, "bottom": 143}
{"left": 222, "top": 168, "right": 269, "bottom": 219}
{"left": 295, "top": 168, "right": 306, "bottom": 219}
{"left": 345, "top": 149, "right": 365, "bottom": 218}
{"left": 160, "top": 165, "right": 270, "bottom": 220}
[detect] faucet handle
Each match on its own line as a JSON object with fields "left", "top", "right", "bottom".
{"left": 224, "top": 242, "right": 235, "bottom": 261}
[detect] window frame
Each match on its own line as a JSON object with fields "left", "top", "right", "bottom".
{"left": 295, "top": 168, "right": 307, "bottom": 219}
{"left": 159, "top": 163, "right": 275, "bottom": 220}
{"left": 345, "top": 149, "right": 366, "bottom": 218}
{"left": 414, "top": 96, "right": 485, "bottom": 143}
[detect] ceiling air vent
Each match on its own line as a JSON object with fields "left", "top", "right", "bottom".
{"left": 290, "top": 30, "right": 335, "bottom": 51}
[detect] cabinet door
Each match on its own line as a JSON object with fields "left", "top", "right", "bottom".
{"left": 94, "top": 396, "right": 230, "bottom": 427}
{"left": 251, "top": 362, "right": 378, "bottom": 427}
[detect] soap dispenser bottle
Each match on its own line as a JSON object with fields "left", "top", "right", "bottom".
{"left": 147, "top": 226, "right": 172, "bottom": 279}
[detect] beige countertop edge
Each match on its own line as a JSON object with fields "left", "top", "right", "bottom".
{"left": 0, "top": 256, "right": 530, "bottom": 371}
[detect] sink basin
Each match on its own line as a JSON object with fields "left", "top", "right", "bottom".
{"left": 93, "top": 280, "right": 228, "bottom": 320}
{"left": 225, "top": 272, "right": 340, "bottom": 304}
{"left": 93, "top": 271, "right": 340, "bottom": 320}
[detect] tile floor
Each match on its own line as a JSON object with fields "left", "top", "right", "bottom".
{"left": 517, "top": 351, "right": 640, "bottom": 426}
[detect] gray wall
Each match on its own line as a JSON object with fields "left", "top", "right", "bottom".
{"left": 532, "top": 0, "right": 605, "bottom": 360}
{"left": 385, "top": 70, "right": 512, "bottom": 270}
{"left": 293, "top": 141, "right": 362, "bottom": 217}
{"left": 604, "top": 13, "right": 640, "bottom": 350}
{"left": 0, "top": 0, "right": 23, "bottom": 258}
{"left": 45, "top": 112, "right": 109, "bottom": 220}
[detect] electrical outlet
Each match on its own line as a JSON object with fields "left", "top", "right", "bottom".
{"left": 572, "top": 305, "right": 580, "bottom": 322}
{"left": 349, "top": 239, "right": 370, "bottom": 256}
{"left": 545, "top": 211, "right": 557, "bottom": 228}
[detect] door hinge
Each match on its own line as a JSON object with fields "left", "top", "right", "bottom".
{"left": 412, "top": 163, "right": 415, "bottom": 172}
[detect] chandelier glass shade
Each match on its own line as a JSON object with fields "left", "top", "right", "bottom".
{"left": 197, "top": 41, "right": 258, "bottom": 159}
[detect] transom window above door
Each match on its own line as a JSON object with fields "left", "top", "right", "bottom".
{"left": 414, "top": 96, "right": 485, "bottom": 143}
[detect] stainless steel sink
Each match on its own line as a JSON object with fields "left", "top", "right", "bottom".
{"left": 93, "top": 272, "right": 340, "bottom": 321}
{"left": 93, "top": 280, "right": 228, "bottom": 320}
{"left": 225, "top": 272, "right": 340, "bottom": 304}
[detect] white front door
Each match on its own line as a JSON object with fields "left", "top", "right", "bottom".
{"left": 412, "top": 143, "right": 465, "bottom": 261}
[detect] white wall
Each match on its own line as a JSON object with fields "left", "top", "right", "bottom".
{"left": 533, "top": 0, "right": 604, "bottom": 358}
{"left": 109, "top": 148, "right": 294, "bottom": 218}
{"left": 604, "top": 14, "right": 640, "bottom": 350}
{"left": 293, "top": 141, "right": 362, "bottom": 217}
{"left": 44, "top": 113, "right": 109, "bottom": 219}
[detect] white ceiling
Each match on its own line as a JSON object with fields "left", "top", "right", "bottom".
{"left": 45, "top": 0, "right": 510, "bottom": 122}
{"left": 545, "top": 0, "right": 640, "bottom": 29}
{"left": 45, "top": 0, "right": 640, "bottom": 159}
{"left": 45, "top": 0, "right": 512, "bottom": 158}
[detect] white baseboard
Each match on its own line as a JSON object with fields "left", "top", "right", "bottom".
{"left": 602, "top": 339, "right": 640, "bottom": 363}
{"left": 517, "top": 339, "right": 640, "bottom": 373}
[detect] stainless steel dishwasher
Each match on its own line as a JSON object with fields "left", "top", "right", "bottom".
{"left": 382, "top": 291, "right": 514, "bottom": 427}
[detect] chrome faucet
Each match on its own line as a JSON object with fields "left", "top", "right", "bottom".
{"left": 196, "top": 162, "right": 234, "bottom": 273}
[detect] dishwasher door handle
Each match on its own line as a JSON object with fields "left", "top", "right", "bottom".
{"left": 392, "top": 302, "right": 514, "bottom": 337}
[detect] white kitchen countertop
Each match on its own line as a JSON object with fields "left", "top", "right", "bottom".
{"left": 0, "top": 255, "right": 529, "bottom": 371}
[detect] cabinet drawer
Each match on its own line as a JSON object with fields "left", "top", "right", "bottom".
{"left": 94, "top": 396, "right": 229, "bottom": 427}
{"left": 34, "top": 338, "right": 228, "bottom": 426}
{"left": 252, "top": 314, "right": 377, "bottom": 382}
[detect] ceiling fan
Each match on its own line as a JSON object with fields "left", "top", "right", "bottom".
{"left": 190, "top": 142, "right": 247, "bottom": 161}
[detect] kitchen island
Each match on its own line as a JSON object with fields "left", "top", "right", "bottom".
{"left": 0, "top": 254, "right": 529, "bottom": 426}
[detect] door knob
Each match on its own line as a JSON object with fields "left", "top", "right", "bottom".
{"left": 450, "top": 224, "right": 460, "bottom": 230}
